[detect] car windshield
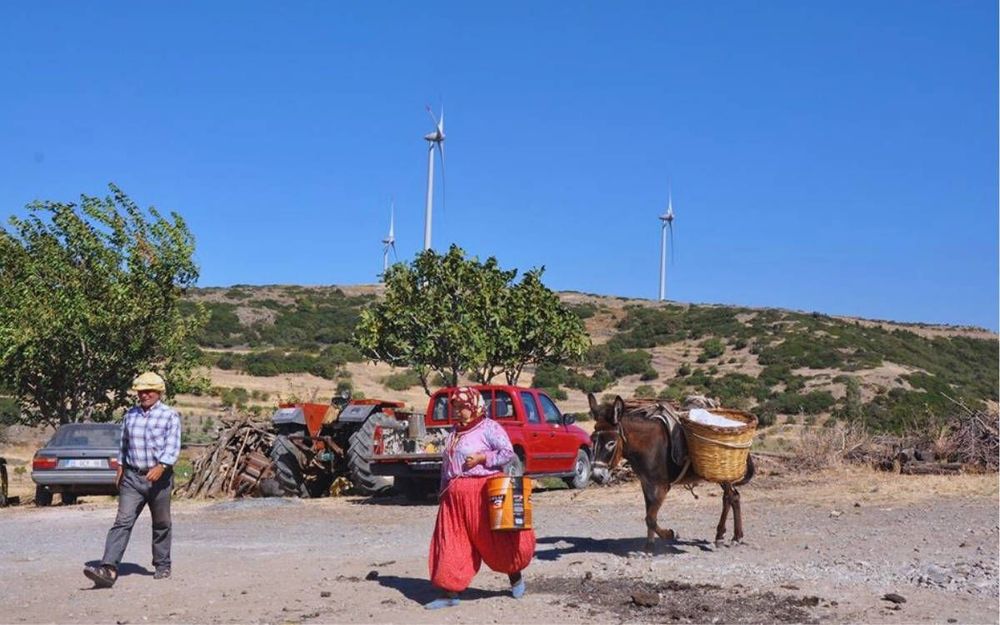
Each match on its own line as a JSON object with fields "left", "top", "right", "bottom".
{"left": 49, "top": 425, "right": 121, "bottom": 448}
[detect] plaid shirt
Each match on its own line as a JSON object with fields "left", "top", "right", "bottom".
{"left": 119, "top": 401, "right": 181, "bottom": 470}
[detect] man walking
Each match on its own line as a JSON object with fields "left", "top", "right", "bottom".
{"left": 84, "top": 372, "right": 181, "bottom": 588}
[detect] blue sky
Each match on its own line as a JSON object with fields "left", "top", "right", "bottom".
{"left": 1, "top": 2, "right": 997, "bottom": 329}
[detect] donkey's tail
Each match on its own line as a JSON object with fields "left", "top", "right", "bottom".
{"left": 734, "top": 454, "right": 756, "bottom": 487}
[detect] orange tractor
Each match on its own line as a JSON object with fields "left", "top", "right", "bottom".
{"left": 238, "top": 394, "right": 413, "bottom": 497}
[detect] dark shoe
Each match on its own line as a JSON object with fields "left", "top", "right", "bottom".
{"left": 83, "top": 565, "right": 117, "bottom": 588}
{"left": 154, "top": 568, "right": 171, "bottom": 580}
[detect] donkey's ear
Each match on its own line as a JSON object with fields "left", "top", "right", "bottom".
{"left": 611, "top": 395, "right": 625, "bottom": 425}
{"left": 587, "top": 392, "right": 600, "bottom": 416}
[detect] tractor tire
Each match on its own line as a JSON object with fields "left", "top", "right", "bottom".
{"left": 346, "top": 413, "right": 393, "bottom": 495}
{"left": 563, "top": 449, "right": 593, "bottom": 489}
{"left": 34, "top": 485, "right": 52, "bottom": 507}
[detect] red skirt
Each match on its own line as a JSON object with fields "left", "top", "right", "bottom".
{"left": 428, "top": 475, "right": 536, "bottom": 593}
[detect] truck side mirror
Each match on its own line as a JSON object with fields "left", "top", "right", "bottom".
{"left": 563, "top": 413, "right": 576, "bottom": 426}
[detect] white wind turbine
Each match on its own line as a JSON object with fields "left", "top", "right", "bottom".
{"left": 658, "top": 189, "right": 675, "bottom": 301}
{"left": 422, "top": 105, "right": 445, "bottom": 251}
{"left": 381, "top": 200, "right": 397, "bottom": 277}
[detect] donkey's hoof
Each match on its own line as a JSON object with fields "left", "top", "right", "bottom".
{"left": 731, "top": 538, "right": 745, "bottom": 547}
{"left": 714, "top": 539, "right": 726, "bottom": 548}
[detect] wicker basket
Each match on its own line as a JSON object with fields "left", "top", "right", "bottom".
{"left": 680, "top": 409, "right": 757, "bottom": 483}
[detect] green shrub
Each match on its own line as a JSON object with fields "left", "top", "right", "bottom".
{"left": 382, "top": 369, "right": 422, "bottom": 391}
{"left": 639, "top": 367, "right": 659, "bottom": 381}
{"left": 540, "top": 386, "right": 568, "bottom": 401}
{"left": 533, "top": 363, "right": 570, "bottom": 389}
{"left": 605, "top": 349, "right": 653, "bottom": 378}
{"left": 633, "top": 385, "right": 656, "bottom": 399}
{"left": 699, "top": 338, "right": 725, "bottom": 361}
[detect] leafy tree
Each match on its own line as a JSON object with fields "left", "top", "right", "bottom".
{"left": 0, "top": 185, "right": 206, "bottom": 426}
{"left": 354, "top": 245, "right": 589, "bottom": 394}
{"left": 493, "top": 269, "right": 590, "bottom": 385}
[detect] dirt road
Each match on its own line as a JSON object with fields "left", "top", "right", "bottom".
{"left": 2, "top": 468, "right": 997, "bottom": 624}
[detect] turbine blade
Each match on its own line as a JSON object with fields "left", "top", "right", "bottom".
{"left": 391, "top": 242, "right": 398, "bottom": 260}
{"left": 425, "top": 105, "right": 439, "bottom": 128}
{"left": 669, "top": 222, "right": 675, "bottom": 263}
{"left": 438, "top": 105, "right": 445, "bottom": 135}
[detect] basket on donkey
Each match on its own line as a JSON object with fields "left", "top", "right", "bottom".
{"left": 679, "top": 409, "right": 757, "bottom": 483}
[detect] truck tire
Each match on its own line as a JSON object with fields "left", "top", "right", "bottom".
{"left": 346, "top": 413, "right": 393, "bottom": 495}
{"left": 563, "top": 449, "right": 592, "bottom": 489}
{"left": 34, "top": 485, "right": 52, "bottom": 507}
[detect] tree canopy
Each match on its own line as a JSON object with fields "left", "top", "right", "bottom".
{"left": 354, "top": 245, "right": 589, "bottom": 394}
{"left": 0, "top": 185, "right": 207, "bottom": 426}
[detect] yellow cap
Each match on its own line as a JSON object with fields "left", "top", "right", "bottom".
{"left": 131, "top": 371, "right": 166, "bottom": 393}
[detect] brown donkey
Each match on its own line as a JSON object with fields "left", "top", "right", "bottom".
{"left": 588, "top": 394, "right": 755, "bottom": 553}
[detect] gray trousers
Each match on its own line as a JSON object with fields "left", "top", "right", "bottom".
{"left": 100, "top": 467, "right": 173, "bottom": 571}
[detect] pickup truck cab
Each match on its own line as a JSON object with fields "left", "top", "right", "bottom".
{"left": 369, "top": 385, "right": 593, "bottom": 499}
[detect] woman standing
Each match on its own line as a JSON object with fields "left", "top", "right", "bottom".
{"left": 424, "top": 386, "right": 536, "bottom": 610}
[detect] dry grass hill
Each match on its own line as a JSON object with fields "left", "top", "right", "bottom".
{"left": 168, "top": 284, "right": 997, "bottom": 443}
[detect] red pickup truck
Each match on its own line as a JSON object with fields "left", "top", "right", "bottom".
{"left": 368, "top": 385, "right": 594, "bottom": 500}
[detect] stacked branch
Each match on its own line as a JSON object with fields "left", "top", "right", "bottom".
{"left": 178, "top": 419, "right": 275, "bottom": 498}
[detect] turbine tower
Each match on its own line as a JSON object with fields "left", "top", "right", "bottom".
{"left": 422, "top": 105, "right": 446, "bottom": 250}
{"left": 381, "top": 200, "right": 397, "bottom": 277}
{"left": 658, "top": 190, "right": 675, "bottom": 301}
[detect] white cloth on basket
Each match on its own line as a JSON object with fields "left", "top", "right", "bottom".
{"left": 688, "top": 408, "right": 744, "bottom": 428}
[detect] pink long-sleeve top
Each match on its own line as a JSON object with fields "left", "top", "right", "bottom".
{"left": 439, "top": 417, "right": 515, "bottom": 492}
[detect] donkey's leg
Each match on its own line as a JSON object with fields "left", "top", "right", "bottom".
{"left": 715, "top": 484, "right": 733, "bottom": 546}
{"left": 641, "top": 480, "right": 674, "bottom": 552}
{"left": 731, "top": 486, "right": 744, "bottom": 544}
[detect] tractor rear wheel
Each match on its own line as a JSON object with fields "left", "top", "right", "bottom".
{"left": 346, "top": 413, "right": 393, "bottom": 495}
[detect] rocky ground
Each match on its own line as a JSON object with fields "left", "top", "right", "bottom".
{"left": 1, "top": 467, "right": 997, "bottom": 624}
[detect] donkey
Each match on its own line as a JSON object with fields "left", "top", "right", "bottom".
{"left": 588, "top": 393, "right": 755, "bottom": 553}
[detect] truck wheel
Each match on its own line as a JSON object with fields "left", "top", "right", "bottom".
{"left": 34, "top": 485, "right": 53, "bottom": 507}
{"left": 563, "top": 449, "right": 592, "bottom": 489}
{"left": 505, "top": 452, "right": 525, "bottom": 477}
{"left": 346, "top": 413, "right": 393, "bottom": 495}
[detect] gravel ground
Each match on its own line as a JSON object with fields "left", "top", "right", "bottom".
{"left": 1, "top": 467, "right": 997, "bottom": 624}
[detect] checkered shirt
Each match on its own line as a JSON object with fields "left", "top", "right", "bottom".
{"left": 119, "top": 400, "right": 182, "bottom": 470}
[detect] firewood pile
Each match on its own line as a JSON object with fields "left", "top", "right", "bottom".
{"left": 177, "top": 419, "right": 275, "bottom": 498}
{"left": 844, "top": 402, "right": 999, "bottom": 475}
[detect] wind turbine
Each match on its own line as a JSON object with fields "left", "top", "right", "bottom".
{"left": 381, "top": 200, "right": 397, "bottom": 277}
{"left": 422, "top": 105, "right": 445, "bottom": 251}
{"left": 658, "top": 189, "right": 675, "bottom": 301}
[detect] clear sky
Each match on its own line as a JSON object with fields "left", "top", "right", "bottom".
{"left": 1, "top": 2, "right": 997, "bottom": 330}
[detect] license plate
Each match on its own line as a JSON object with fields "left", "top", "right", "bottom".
{"left": 65, "top": 458, "right": 105, "bottom": 469}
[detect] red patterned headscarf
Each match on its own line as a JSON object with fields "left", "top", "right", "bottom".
{"left": 450, "top": 386, "right": 487, "bottom": 430}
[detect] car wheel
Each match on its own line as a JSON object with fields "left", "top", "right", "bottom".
{"left": 563, "top": 449, "right": 592, "bottom": 489}
{"left": 34, "top": 485, "right": 53, "bottom": 507}
{"left": 62, "top": 493, "right": 78, "bottom": 505}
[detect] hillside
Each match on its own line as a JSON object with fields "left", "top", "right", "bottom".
{"left": 176, "top": 285, "right": 998, "bottom": 434}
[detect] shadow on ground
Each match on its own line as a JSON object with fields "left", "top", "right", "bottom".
{"left": 536, "top": 535, "right": 714, "bottom": 560}
{"left": 376, "top": 574, "right": 510, "bottom": 607}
